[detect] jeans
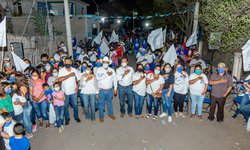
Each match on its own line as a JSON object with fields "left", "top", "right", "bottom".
{"left": 173, "top": 92, "right": 185, "bottom": 112}
{"left": 99, "top": 89, "right": 114, "bottom": 118}
{"left": 54, "top": 106, "right": 64, "bottom": 128}
{"left": 78, "top": 90, "right": 84, "bottom": 108}
{"left": 64, "top": 93, "right": 79, "bottom": 120}
{"left": 208, "top": 96, "right": 226, "bottom": 121}
{"left": 234, "top": 94, "right": 250, "bottom": 117}
{"left": 82, "top": 94, "right": 96, "bottom": 121}
{"left": 23, "top": 101, "right": 33, "bottom": 134}
{"left": 133, "top": 92, "right": 144, "bottom": 116}
{"left": 118, "top": 85, "right": 133, "bottom": 115}
{"left": 162, "top": 89, "right": 174, "bottom": 116}
{"left": 190, "top": 93, "right": 205, "bottom": 115}
{"left": 146, "top": 94, "right": 159, "bottom": 116}
{"left": 14, "top": 112, "right": 23, "bottom": 124}
{"left": 32, "top": 100, "right": 49, "bottom": 121}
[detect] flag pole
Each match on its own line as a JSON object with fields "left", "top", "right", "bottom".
{"left": 0, "top": 47, "right": 4, "bottom": 71}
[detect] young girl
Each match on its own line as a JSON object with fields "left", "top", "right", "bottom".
{"left": 0, "top": 82, "right": 14, "bottom": 116}
{"left": 52, "top": 82, "right": 65, "bottom": 133}
{"left": 11, "top": 83, "right": 26, "bottom": 124}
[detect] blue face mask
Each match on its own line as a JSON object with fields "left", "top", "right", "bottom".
{"left": 81, "top": 66, "right": 87, "bottom": 71}
{"left": 145, "top": 66, "right": 150, "bottom": 71}
{"left": 218, "top": 68, "right": 225, "bottom": 74}
{"left": 4, "top": 121, "right": 12, "bottom": 127}
{"left": 9, "top": 77, "right": 16, "bottom": 83}
{"left": 96, "top": 62, "right": 102, "bottom": 67}
{"left": 6, "top": 89, "right": 12, "bottom": 94}
{"left": 141, "top": 52, "right": 145, "bottom": 55}
{"left": 50, "top": 61, "right": 55, "bottom": 65}
{"left": 177, "top": 67, "right": 183, "bottom": 73}
{"left": 45, "top": 65, "right": 51, "bottom": 71}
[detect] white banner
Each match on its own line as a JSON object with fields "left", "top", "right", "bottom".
{"left": 162, "top": 29, "right": 166, "bottom": 43}
{"left": 162, "top": 44, "right": 177, "bottom": 66}
{"left": 109, "top": 30, "right": 119, "bottom": 44}
{"left": 147, "top": 28, "right": 163, "bottom": 51}
{"left": 242, "top": 39, "right": 250, "bottom": 71}
{"left": 186, "top": 32, "right": 197, "bottom": 47}
{"left": 0, "top": 17, "right": 6, "bottom": 47}
{"left": 11, "top": 52, "right": 29, "bottom": 72}
{"left": 102, "top": 37, "right": 109, "bottom": 46}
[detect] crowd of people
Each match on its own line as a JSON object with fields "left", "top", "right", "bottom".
{"left": 0, "top": 30, "right": 249, "bottom": 150}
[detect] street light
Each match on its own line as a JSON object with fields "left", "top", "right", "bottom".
{"left": 145, "top": 22, "right": 149, "bottom": 27}
{"left": 101, "top": 17, "right": 105, "bottom": 23}
{"left": 117, "top": 19, "right": 121, "bottom": 24}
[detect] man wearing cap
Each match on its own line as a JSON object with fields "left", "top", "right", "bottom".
{"left": 189, "top": 52, "right": 206, "bottom": 74}
{"left": 208, "top": 62, "right": 233, "bottom": 122}
{"left": 96, "top": 56, "right": 117, "bottom": 122}
{"left": 116, "top": 57, "right": 134, "bottom": 118}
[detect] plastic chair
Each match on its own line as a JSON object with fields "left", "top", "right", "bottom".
{"left": 229, "top": 85, "right": 245, "bottom": 112}
{"left": 203, "top": 85, "right": 212, "bottom": 113}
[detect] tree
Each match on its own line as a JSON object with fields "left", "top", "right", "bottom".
{"left": 32, "top": 9, "right": 48, "bottom": 36}
{"left": 200, "top": 0, "right": 250, "bottom": 53}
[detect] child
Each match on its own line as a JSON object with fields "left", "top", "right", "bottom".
{"left": 11, "top": 83, "right": 26, "bottom": 123}
{"left": 9, "top": 123, "right": 30, "bottom": 150}
{"left": 52, "top": 82, "right": 65, "bottom": 133}
{"left": 43, "top": 83, "right": 53, "bottom": 110}
{"left": 1, "top": 112, "right": 16, "bottom": 150}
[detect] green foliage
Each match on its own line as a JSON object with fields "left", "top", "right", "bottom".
{"left": 32, "top": 9, "right": 48, "bottom": 36}
{"left": 200, "top": 0, "right": 250, "bottom": 53}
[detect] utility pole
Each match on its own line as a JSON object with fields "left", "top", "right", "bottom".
{"left": 63, "top": 0, "right": 73, "bottom": 57}
{"left": 192, "top": 1, "right": 203, "bottom": 55}
{"left": 93, "top": 0, "right": 100, "bottom": 33}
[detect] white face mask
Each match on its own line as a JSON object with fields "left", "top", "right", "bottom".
{"left": 103, "top": 63, "right": 109, "bottom": 69}
{"left": 154, "top": 70, "right": 160, "bottom": 75}
{"left": 164, "top": 68, "right": 171, "bottom": 73}
{"left": 121, "top": 62, "right": 127, "bottom": 67}
{"left": 86, "top": 70, "right": 90, "bottom": 74}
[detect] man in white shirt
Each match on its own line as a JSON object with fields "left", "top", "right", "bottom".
{"left": 136, "top": 49, "right": 150, "bottom": 66}
{"left": 189, "top": 52, "right": 206, "bottom": 74}
{"left": 58, "top": 57, "right": 81, "bottom": 125}
{"left": 116, "top": 57, "right": 134, "bottom": 117}
{"left": 96, "top": 56, "right": 117, "bottom": 122}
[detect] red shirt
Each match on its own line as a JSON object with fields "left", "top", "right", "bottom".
{"left": 116, "top": 46, "right": 123, "bottom": 58}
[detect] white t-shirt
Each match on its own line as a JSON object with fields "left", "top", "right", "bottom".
{"left": 174, "top": 71, "right": 189, "bottom": 94}
{"left": 58, "top": 67, "right": 81, "bottom": 95}
{"left": 132, "top": 72, "right": 146, "bottom": 96}
{"left": 54, "top": 53, "right": 61, "bottom": 61}
{"left": 146, "top": 74, "right": 165, "bottom": 94}
{"left": 189, "top": 73, "right": 208, "bottom": 95}
{"left": 116, "top": 66, "right": 134, "bottom": 86}
{"left": 4, "top": 120, "right": 16, "bottom": 150}
{"left": 88, "top": 51, "right": 97, "bottom": 62}
{"left": 78, "top": 54, "right": 89, "bottom": 63}
{"left": 96, "top": 67, "right": 118, "bottom": 90}
{"left": 137, "top": 55, "right": 150, "bottom": 66}
{"left": 12, "top": 94, "right": 27, "bottom": 115}
{"left": 80, "top": 76, "right": 99, "bottom": 94}
{"left": 147, "top": 53, "right": 155, "bottom": 63}
{"left": 47, "top": 76, "right": 56, "bottom": 89}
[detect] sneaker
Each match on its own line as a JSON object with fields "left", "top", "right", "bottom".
{"left": 140, "top": 115, "right": 144, "bottom": 118}
{"left": 135, "top": 115, "right": 139, "bottom": 119}
{"left": 60, "top": 125, "right": 64, "bottom": 131}
{"left": 26, "top": 134, "right": 34, "bottom": 139}
{"left": 179, "top": 113, "right": 186, "bottom": 118}
{"left": 159, "top": 113, "right": 167, "bottom": 118}
{"left": 146, "top": 114, "right": 152, "bottom": 119}
{"left": 58, "top": 128, "right": 63, "bottom": 133}
{"left": 152, "top": 116, "right": 157, "bottom": 121}
{"left": 168, "top": 116, "right": 172, "bottom": 123}
{"left": 32, "top": 125, "right": 37, "bottom": 132}
{"left": 174, "top": 112, "right": 179, "bottom": 118}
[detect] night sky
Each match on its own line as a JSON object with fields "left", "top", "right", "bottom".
{"left": 83, "top": 0, "right": 153, "bottom": 15}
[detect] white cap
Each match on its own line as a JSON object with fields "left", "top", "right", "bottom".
{"left": 101, "top": 56, "right": 112, "bottom": 64}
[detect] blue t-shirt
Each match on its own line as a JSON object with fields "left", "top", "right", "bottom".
{"left": 45, "top": 89, "right": 53, "bottom": 101}
{"left": 9, "top": 136, "right": 30, "bottom": 150}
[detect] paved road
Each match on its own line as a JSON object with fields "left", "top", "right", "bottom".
{"left": 30, "top": 56, "right": 250, "bottom": 150}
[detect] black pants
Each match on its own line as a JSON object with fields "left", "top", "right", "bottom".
{"left": 173, "top": 92, "right": 185, "bottom": 112}
{"left": 208, "top": 96, "right": 226, "bottom": 121}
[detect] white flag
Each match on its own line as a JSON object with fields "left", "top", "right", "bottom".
{"left": 242, "top": 39, "right": 250, "bottom": 71}
{"left": 109, "top": 30, "right": 119, "bottom": 44}
{"left": 162, "top": 29, "right": 166, "bottom": 43}
{"left": 92, "top": 30, "right": 103, "bottom": 46}
{"left": 163, "top": 44, "right": 177, "bottom": 66}
{"left": 170, "top": 30, "right": 175, "bottom": 40}
{"left": 147, "top": 28, "right": 163, "bottom": 51}
{"left": 102, "top": 37, "right": 109, "bottom": 46}
{"left": 0, "top": 17, "right": 6, "bottom": 47}
{"left": 99, "top": 42, "right": 110, "bottom": 55}
{"left": 186, "top": 32, "right": 197, "bottom": 47}
{"left": 11, "top": 52, "right": 29, "bottom": 72}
